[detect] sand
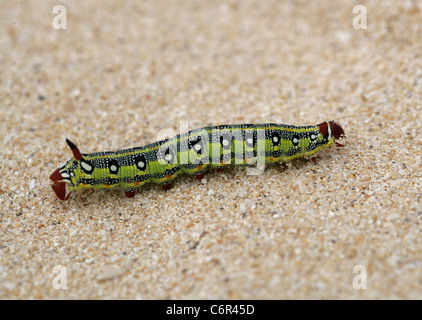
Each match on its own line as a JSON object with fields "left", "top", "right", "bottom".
{"left": 0, "top": 0, "right": 421, "bottom": 299}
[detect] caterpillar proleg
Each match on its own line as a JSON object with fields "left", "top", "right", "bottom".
{"left": 50, "top": 121, "right": 345, "bottom": 200}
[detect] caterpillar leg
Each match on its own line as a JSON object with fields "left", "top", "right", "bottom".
{"left": 335, "top": 142, "right": 345, "bottom": 147}
{"left": 280, "top": 162, "right": 288, "bottom": 172}
{"left": 125, "top": 187, "right": 136, "bottom": 198}
{"left": 311, "top": 157, "right": 317, "bottom": 165}
{"left": 162, "top": 184, "right": 172, "bottom": 191}
{"left": 195, "top": 173, "right": 205, "bottom": 180}
{"left": 215, "top": 167, "right": 224, "bottom": 173}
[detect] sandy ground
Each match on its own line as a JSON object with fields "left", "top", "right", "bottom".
{"left": 0, "top": 0, "right": 421, "bottom": 299}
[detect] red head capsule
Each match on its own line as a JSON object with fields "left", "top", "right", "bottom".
{"left": 318, "top": 121, "right": 345, "bottom": 140}
{"left": 318, "top": 122, "right": 329, "bottom": 137}
{"left": 328, "top": 121, "right": 345, "bottom": 139}
{"left": 49, "top": 168, "right": 63, "bottom": 182}
{"left": 50, "top": 139, "right": 81, "bottom": 201}
{"left": 51, "top": 181, "right": 71, "bottom": 200}
{"left": 49, "top": 168, "right": 72, "bottom": 200}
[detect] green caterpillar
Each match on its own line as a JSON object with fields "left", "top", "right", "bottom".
{"left": 50, "top": 121, "right": 345, "bottom": 200}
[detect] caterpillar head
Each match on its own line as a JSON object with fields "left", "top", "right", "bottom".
{"left": 50, "top": 139, "right": 83, "bottom": 200}
{"left": 318, "top": 120, "right": 345, "bottom": 141}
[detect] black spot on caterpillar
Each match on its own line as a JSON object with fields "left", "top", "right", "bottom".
{"left": 50, "top": 121, "right": 345, "bottom": 200}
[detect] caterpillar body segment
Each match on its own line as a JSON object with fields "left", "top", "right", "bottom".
{"left": 50, "top": 121, "right": 345, "bottom": 200}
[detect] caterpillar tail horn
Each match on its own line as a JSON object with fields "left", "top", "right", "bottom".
{"left": 66, "top": 138, "right": 83, "bottom": 161}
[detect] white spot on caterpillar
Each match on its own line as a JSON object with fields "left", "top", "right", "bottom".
{"left": 81, "top": 161, "right": 92, "bottom": 172}
{"left": 293, "top": 138, "right": 299, "bottom": 144}
{"left": 273, "top": 136, "right": 279, "bottom": 143}
{"left": 247, "top": 138, "right": 253, "bottom": 145}
{"left": 327, "top": 121, "right": 332, "bottom": 137}
{"left": 138, "top": 161, "right": 145, "bottom": 168}
{"left": 165, "top": 153, "right": 173, "bottom": 161}
{"left": 110, "top": 165, "right": 117, "bottom": 172}
{"left": 194, "top": 144, "right": 201, "bottom": 151}
{"left": 222, "top": 139, "right": 229, "bottom": 147}
{"left": 61, "top": 172, "right": 70, "bottom": 178}
{"left": 65, "top": 183, "right": 72, "bottom": 199}
{"left": 311, "top": 134, "right": 316, "bottom": 140}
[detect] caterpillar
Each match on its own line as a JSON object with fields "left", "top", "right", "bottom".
{"left": 50, "top": 121, "right": 345, "bottom": 200}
